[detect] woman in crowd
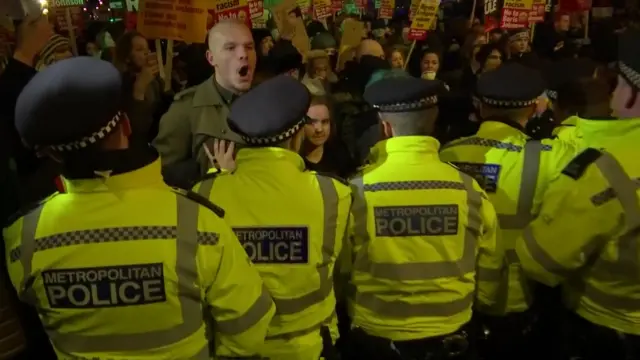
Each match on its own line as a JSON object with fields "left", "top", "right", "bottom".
{"left": 475, "top": 42, "right": 506, "bottom": 74}
{"left": 420, "top": 48, "right": 441, "bottom": 79}
{"left": 301, "top": 96, "right": 353, "bottom": 177}
{"left": 386, "top": 45, "right": 407, "bottom": 69}
{"left": 114, "top": 31, "right": 173, "bottom": 144}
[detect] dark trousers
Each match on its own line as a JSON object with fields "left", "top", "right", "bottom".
{"left": 474, "top": 308, "right": 541, "bottom": 360}
{"left": 343, "top": 324, "right": 475, "bottom": 360}
{"left": 556, "top": 311, "right": 640, "bottom": 360}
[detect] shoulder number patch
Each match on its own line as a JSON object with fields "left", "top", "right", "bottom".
{"left": 561, "top": 148, "right": 603, "bottom": 180}
{"left": 453, "top": 162, "right": 501, "bottom": 193}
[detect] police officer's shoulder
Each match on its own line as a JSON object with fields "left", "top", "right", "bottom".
{"left": 171, "top": 187, "right": 226, "bottom": 218}
{"left": 561, "top": 148, "right": 604, "bottom": 180}
{"left": 445, "top": 162, "right": 460, "bottom": 171}
{"left": 311, "top": 171, "right": 349, "bottom": 187}
{"left": 3, "top": 193, "right": 59, "bottom": 228}
{"left": 173, "top": 86, "right": 198, "bottom": 101}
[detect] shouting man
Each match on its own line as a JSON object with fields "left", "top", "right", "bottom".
{"left": 154, "top": 19, "right": 256, "bottom": 184}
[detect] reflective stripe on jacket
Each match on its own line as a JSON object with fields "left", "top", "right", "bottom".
{"left": 440, "top": 120, "right": 579, "bottom": 314}
{"left": 347, "top": 136, "right": 500, "bottom": 341}
{"left": 195, "top": 148, "right": 352, "bottom": 360}
{"left": 517, "top": 145, "right": 640, "bottom": 335}
{"left": 3, "top": 160, "right": 274, "bottom": 359}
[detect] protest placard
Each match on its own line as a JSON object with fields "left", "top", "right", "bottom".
{"left": 313, "top": 0, "right": 332, "bottom": 19}
{"left": 137, "top": 0, "right": 208, "bottom": 43}
{"left": 379, "top": 0, "right": 394, "bottom": 19}
{"left": 249, "top": 0, "right": 264, "bottom": 18}
{"left": 500, "top": 0, "right": 533, "bottom": 29}
{"left": 529, "top": 0, "right": 546, "bottom": 22}
{"left": 408, "top": 0, "right": 438, "bottom": 41}
{"left": 213, "top": 0, "right": 251, "bottom": 27}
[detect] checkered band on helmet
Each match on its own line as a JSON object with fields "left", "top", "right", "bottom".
{"left": 241, "top": 117, "right": 307, "bottom": 146}
{"left": 619, "top": 61, "right": 640, "bottom": 90}
{"left": 545, "top": 89, "right": 558, "bottom": 100}
{"left": 480, "top": 96, "right": 536, "bottom": 108}
{"left": 48, "top": 112, "right": 124, "bottom": 152}
{"left": 374, "top": 96, "right": 438, "bottom": 112}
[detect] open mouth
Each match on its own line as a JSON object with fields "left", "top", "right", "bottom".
{"left": 238, "top": 66, "right": 249, "bottom": 77}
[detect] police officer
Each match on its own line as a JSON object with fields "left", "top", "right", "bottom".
{"left": 195, "top": 75, "right": 352, "bottom": 360}
{"left": 343, "top": 76, "right": 500, "bottom": 360}
{"left": 439, "top": 63, "right": 579, "bottom": 360}
{"left": 542, "top": 58, "right": 599, "bottom": 140}
{"left": 516, "top": 27, "right": 640, "bottom": 360}
{"left": 3, "top": 57, "right": 275, "bottom": 359}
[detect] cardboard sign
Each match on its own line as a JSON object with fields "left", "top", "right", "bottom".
{"left": 408, "top": 0, "right": 439, "bottom": 41}
{"left": 337, "top": 18, "right": 363, "bottom": 71}
{"left": 137, "top": 0, "right": 208, "bottom": 43}
{"left": 291, "top": 17, "right": 310, "bottom": 59}
{"left": 272, "top": 0, "right": 297, "bottom": 38}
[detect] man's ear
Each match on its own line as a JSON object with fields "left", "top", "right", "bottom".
{"left": 206, "top": 49, "right": 215, "bottom": 67}
{"left": 381, "top": 120, "right": 393, "bottom": 139}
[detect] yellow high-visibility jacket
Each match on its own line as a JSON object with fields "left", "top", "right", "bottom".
{"left": 3, "top": 160, "right": 275, "bottom": 360}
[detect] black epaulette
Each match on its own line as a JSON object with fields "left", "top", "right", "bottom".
{"left": 4, "top": 200, "right": 46, "bottom": 228}
{"left": 313, "top": 171, "right": 349, "bottom": 186}
{"left": 561, "top": 148, "right": 603, "bottom": 180}
{"left": 172, "top": 188, "right": 225, "bottom": 218}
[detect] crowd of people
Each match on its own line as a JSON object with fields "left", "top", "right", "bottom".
{"left": 0, "top": 3, "right": 639, "bottom": 360}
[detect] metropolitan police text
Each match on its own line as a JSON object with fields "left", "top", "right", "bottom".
{"left": 234, "top": 227, "right": 310, "bottom": 264}
{"left": 374, "top": 205, "right": 459, "bottom": 237}
{"left": 43, "top": 263, "right": 166, "bottom": 308}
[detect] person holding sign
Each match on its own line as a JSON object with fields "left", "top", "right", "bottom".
{"left": 154, "top": 19, "right": 256, "bottom": 182}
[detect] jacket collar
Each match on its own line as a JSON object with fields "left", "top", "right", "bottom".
{"left": 62, "top": 158, "right": 167, "bottom": 193}
{"left": 371, "top": 136, "right": 441, "bottom": 161}
{"left": 193, "top": 76, "right": 225, "bottom": 107}
{"left": 235, "top": 147, "right": 306, "bottom": 172}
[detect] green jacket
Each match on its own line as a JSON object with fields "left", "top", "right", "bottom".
{"left": 153, "top": 76, "right": 245, "bottom": 175}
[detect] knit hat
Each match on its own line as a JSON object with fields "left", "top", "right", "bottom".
{"left": 37, "top": 34, "right": 71, "bottom": 69}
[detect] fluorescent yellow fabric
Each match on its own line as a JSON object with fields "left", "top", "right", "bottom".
{"left": 517, "top": 123, "right": 640, "bottom": 335}
{"left": 194, "top": 147, "right": 352, "bottom": 360}
{"left": 552, "top": 115, "right": 579, "bottom": 143}
{"left": 347, "top": 136, "right": 499, "bottom": 341}
{"left": 440, "top": 121, "right": 578, "bottom": 314}
{"left": 3, "top": 160, "right": 275, "bottom": 359}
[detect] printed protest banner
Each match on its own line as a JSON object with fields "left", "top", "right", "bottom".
{"left": 50, "top": 0, "right": 84, "bottom": 7}
{"left": 137, "top": 0, "right": 208, "bottom": 43}
{"left": 408, "top": 0, "right": 438, "bottom": 41}
{"left": 409, "top": 0, "right": 419, "bottom": 20}
{"left": 529, "top": 0, "right": 546, "bottom": 22}
{"left": 249, "top": 0, "right": 264, "bottom": 18}
{"left": 331, "top": 0, "right": 342, "bottom": 12}
{"left": 379, "top": 0, "right": 394, "bottom": 19}
{"left": 484, "top": 0, "right": 500, "bottom": 31}
{"left": 500, "top": 0, "right": 534, "bottom": 29}
{"left": 313, "top": 0, "right": 332, "bottom": 19}
{"left": 213, "top": 0, "right": 251, "bottom": 27}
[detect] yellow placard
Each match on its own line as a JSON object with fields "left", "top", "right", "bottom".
{"left": 137, "top": 0, "right": 208, "bottom": 43}
{"left": 411, "top": 0, "right": 439, "bottom": 31}
{"left": 503, "top": 0, "right": 534, "bottom": 10}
